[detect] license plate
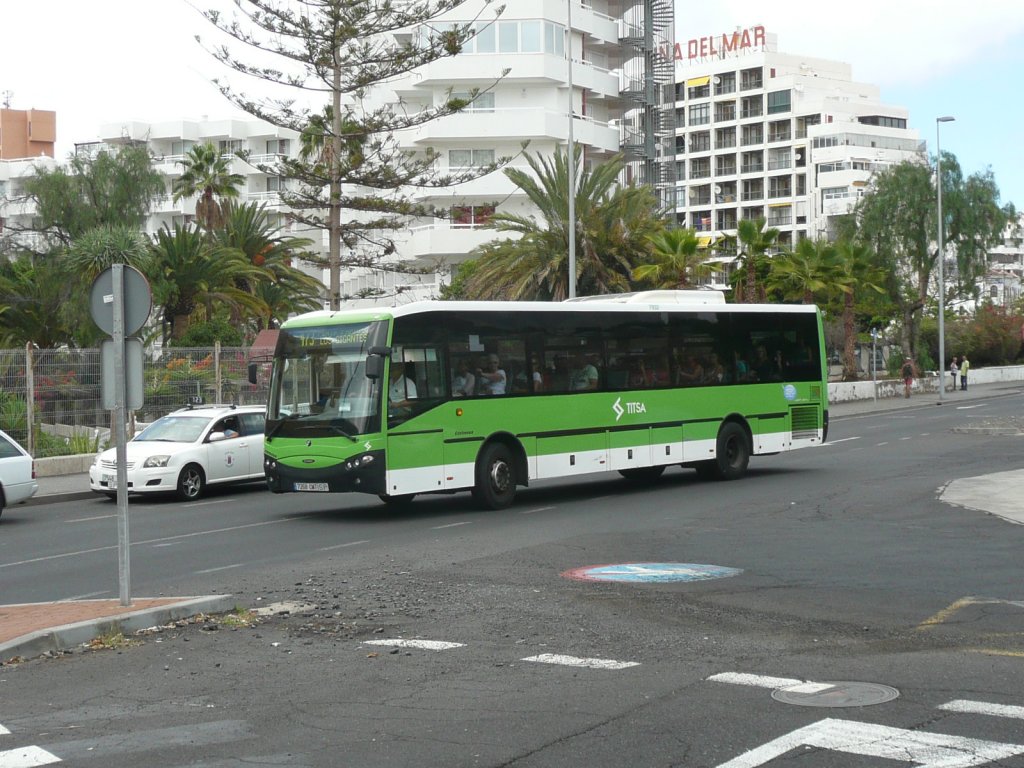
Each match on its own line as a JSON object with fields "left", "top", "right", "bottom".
{"left": 104, "top": 474, "right": 117, "bottom": 489}
{"left": 294, "top": 482, "right": 329, "bottom": 492}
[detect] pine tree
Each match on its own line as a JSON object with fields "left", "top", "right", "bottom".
{"left": 198, "top": 0, "right": 509, "bottom": 308}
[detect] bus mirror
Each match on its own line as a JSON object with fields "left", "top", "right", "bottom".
{"left": 368, "top": 346, "right": 391, "bottom": 357}
{"left": 365, "top": 355, "right": 384, "bottom": 380}
{"left": 247, "top": 362, "right": 258, "bottom": 384}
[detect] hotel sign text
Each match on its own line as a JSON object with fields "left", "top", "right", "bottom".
{"left": 661, "top": 25, "right": 767, "bottom": 62}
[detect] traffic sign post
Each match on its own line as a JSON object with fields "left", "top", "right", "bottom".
{"left": 90, "top": 264, "right": 152, "bottom": 607}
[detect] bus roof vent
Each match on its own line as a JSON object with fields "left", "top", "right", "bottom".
{"left": 565, "top": 290, "right": 726, "bottom": 306}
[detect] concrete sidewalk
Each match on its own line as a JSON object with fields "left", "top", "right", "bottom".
{"left": 3, "top": 380, "right": 1019, "bottom": 664}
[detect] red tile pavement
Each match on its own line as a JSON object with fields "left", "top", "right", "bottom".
{"left": 0, "top": 598, "right": 183, "bottom": 647}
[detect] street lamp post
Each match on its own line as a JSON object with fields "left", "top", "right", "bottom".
{"left": 566, "top": 0, "right": 577, "bottom": 299}
{"left": 936, "top": 115, "right": 955, "bottom": 402}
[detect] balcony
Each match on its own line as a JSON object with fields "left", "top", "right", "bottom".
{"left": 406, "top": 108, "right": 618, "bottom": 153}
{"left": 398, "top": 222, "right": 512, "bottom": 260}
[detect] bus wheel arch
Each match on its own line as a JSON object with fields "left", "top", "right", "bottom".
{"left": 472, "top": 435, "right": 524, "bottom": 510}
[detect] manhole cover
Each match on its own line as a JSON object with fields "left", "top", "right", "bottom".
{"left": 562, "top": 563, "right": 743, "bottom": 583}
{"left": 772, "top": 681, "right": 900, "bottom": 708}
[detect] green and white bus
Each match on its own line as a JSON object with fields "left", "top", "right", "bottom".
{"left": 262, "top": 291, "right": 828, "bottom": 509}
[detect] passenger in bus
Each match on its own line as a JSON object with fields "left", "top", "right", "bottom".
{"left": 752, "top": 346, "right": 783, "bottom": 382}
{"left": 676, "top": 355, "right": 704, "bottom": 386}
{"left": 704, "top": 352, "right": 725, "bottom": 384}
{"left": 388, "top": 361, "right": 418, "bottom": 408}
{"left": 569, "top": 351, "right": 599, "bottom": 391}
{"left": 529, "top": 355, "right": 544, "bottom": 392}
{"left": 452, "top": 359, "right": 476, "bottom": 397}
{"left": 627, "top": 358, "right": 650, "bottom": 388}
{"left": 476, "top": 354, "right": 507, "bottom": 395}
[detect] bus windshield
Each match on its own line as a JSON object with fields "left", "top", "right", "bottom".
{"left": 267, "top": 320, "right": 387, "bottom": 438}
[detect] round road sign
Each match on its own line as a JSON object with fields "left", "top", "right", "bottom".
{"left": 89, "top": 264, "right": 152, "bottom": 336}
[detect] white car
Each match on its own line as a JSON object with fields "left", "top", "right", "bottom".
{"left": 0, "top": 429, "right": 38, "bottom": 519}
{"left": 89, "top": 405, "right": 266, "bottom": 501}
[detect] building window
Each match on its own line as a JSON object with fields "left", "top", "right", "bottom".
{"left": 741, "top": 124, "right": 763, "bottom": 146}
{"left": 715, "top": 127, "right": 736, "bottom": 148}
{"left": 767, "top": 90, "right": 791, "bottom": 114}
{"left": 689, "top": 131, "right": 711, "bottom": 153}
{"left": 740, "top": 95, "right": 763, "bottom": 119}
{"left": 449, "top": 149, "right": 495, "bottom": 168}
{"left": 714, "top": 72, "right": 736, "bottom": 95}
{"left": 266, "top": 139, "right": 290, "bottom": 155}
{"left": 451, "top": 204, "right": 495, "bottom": 226}
{"left": 521, "top": 20, "right": 541, "bottom": 52}
{"left": 499, "top": 21, "right": 519, "bottom": 52}
{"left": 714, "top": 101, "right": 736, "bottom": 122}
{"left": 715, "top": 154, "right": 737, "bottom": 176}
{"left": 741, "top": 150, "right": 763, "bottom": 174}
{"left": 219, "top": 139, "right": 244, "bottom": 154}
{"left": 768, "top": 176, "right": 792, "bottom": 198}
{"left": 691, "top": 157, "right": 711, "bottom": 179}
{"left": 689, "top": 103, "right": 710, "bottom": 126}
{"left": 452, "top": 91, "right": 495, "bottom": 112}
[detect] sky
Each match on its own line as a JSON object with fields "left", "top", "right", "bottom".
{"left": 2, "top": 0, "right": 1022, "bottom": 208}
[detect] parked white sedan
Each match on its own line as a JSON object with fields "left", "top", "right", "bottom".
{"left": 90, "top": 405, "right": 266, "bottom": 501}
{"left": 0, "top": 429, "right": 38, "bottom": 519}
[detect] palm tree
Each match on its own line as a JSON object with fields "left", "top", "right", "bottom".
{"left": 465, "top": 147, "right": 661, "bottom": 300}
{"left": 214, "top": 202, "right": 324, "bottom": 330}
{"left": 66, "top": 224, "right": 150, "bottom": 279}
{"left": 147, "top": 224, "right": 264, "bottom": 341}
{"left": 833, "top": 239, "right": 886, "bottom": 381}
{"left": 764, "top": 237, "right": 838, "bottom": 304}
{"left": 0, "top": 254, "right": 74, "bottom": 348}
{"left": 632, "top": 227, "right": 713, "bottom": 289}
{"left": 727, "top": 217, "right": 780, "bottom": 303}
{"left": 172, "top": 143, "right": 245, "bottom": 231}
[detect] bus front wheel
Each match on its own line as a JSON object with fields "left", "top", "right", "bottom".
{"left": 473, "top": 443, "right": 516, "bottom": 510}
{"left": 710, "top": 422, "right": 750, "bottom": 480}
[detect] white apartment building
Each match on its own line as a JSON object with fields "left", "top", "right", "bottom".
{"left": 0, "top": 155, "right": 58, "bottom": 253}
{"left": 338, "top": 0, "right": 669, "bottom": 305}
{"left": 665, "top": 26, "right": 923, "bottom": 287}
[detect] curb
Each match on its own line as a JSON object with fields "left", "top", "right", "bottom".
{"left": 0, "top": 595, "right": 239, "bottom": 660}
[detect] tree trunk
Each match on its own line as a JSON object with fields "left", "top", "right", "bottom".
{"left": 841, "top": 292, "right": 857, "bottom": 381}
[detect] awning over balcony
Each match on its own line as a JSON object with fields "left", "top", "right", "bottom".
{"left": 686, "top": 75, "right": 711, "bottom": 87}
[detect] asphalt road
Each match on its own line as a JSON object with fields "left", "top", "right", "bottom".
{"left": 2, "top": 394, "right": 1023, "bottom": 767}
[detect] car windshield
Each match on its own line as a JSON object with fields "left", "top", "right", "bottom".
{"left": 267, "top": 321, "right": 386, "bottom": 438}
{"left": 134, "top": 415, "right": 210, "bottom": 444}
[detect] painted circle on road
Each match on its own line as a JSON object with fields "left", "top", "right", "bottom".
{"left": 562, "top": 562, "right": 743, "bottom": 583}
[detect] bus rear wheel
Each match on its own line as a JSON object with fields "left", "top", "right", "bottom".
{"left": 710, "top": 422, "right": 750, "bottom": 480}
{"left": 473, "top": 443, "right": 516, "bottom": 510}
{"left": 618, "top": 466, "right": 666, "bottom": 482}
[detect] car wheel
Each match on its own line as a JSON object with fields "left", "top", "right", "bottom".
{"left": 618, "top": 466, "right": 666, "bottom": 482}
{"left": 176, "top": 464, "right": 206, "bottom": 501}
{"left": 473, "top": 442, "right": 517, "bottom": 510}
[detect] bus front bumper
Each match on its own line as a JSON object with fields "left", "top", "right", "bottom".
{"left": 264, "top": 449, "right": 386, "bottom": 495}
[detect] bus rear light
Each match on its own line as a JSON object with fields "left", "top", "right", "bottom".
{"left": 455, "top": 408, "right": 464, "bottom": 417}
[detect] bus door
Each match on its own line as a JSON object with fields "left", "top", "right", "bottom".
{"left": 385, "top": 346, "right": 447, "bottom": 495}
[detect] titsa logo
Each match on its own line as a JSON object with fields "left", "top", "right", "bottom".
{"left": 612, "top": 397, "right": 646, "bottom": 422}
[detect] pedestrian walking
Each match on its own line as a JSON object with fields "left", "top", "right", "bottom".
{"left": 949, "top": 356, "right": 959, "bottom": 392}
{"left": 960, "top": 355, "right": 970, "bottom": 390}
{"left": 901, "top": 357, "right": 915, "bottom": 398}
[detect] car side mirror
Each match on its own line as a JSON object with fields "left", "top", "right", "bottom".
{"left": 208, "top": 431, "right": 226, "bottom": 443}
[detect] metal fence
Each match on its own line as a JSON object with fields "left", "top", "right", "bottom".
{"left": 0, "top": 343, "right": 270, "bottom": 457}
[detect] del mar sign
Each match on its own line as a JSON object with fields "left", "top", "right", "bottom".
{"left": 660, "top": 25, "right": 767, "bottom": 62}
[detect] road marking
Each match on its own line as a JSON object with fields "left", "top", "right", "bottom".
{"left": 522, "top": 654, "right": 640, "bottom": 670}
{"left": 0, "top": 725, "right": 8, "bottom": 735}
{"left": 363, "top": 639, "right": 464, "bottom": 651}
{"left": 0, "top": 745, "right": 61, "bottom": 767}
{"left": 939, "top": 700, "right": 1024, "bottom": 719}
{"left": 716, "top": 717, "right": 1024, "bottom": 768}
{"left": 823, "top": 437, "right": 861, "bottom": 445}
{"left": 876, "top": 441, "right": 888, "bottom": 446}
{"left": 707, "top": 672, "right": 804, "bottom": 689}
{"left": 899, "top": 436, "right": 913, "bottom": 441}
{"left": 520, "top": 506, "right": 555, "bottom": 514}
{"left": 319, "top": 540, "right": 370, "bottom": 551}
{"left": 189, "top": 499, "right": 232, "bottom": 507}
{"left": 61, "top": 591, "right": 108, "bottom": 600}
{"left": 0, "top": 517, "right": 298, "bottom": 570}
{"left": 67, "top": 514, "right": 115, "bottom": 523}
{"left": 194, "top": 563, "right": 244, "bottom": 575}
{"left": 431, "top": 521, "right": 472, "bottom": 530}
{"left": 918, "top": 596, "right": 1024, "bottom": 630}
{"left": 957, "top": 404, "right": 985, "bottom": 410}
